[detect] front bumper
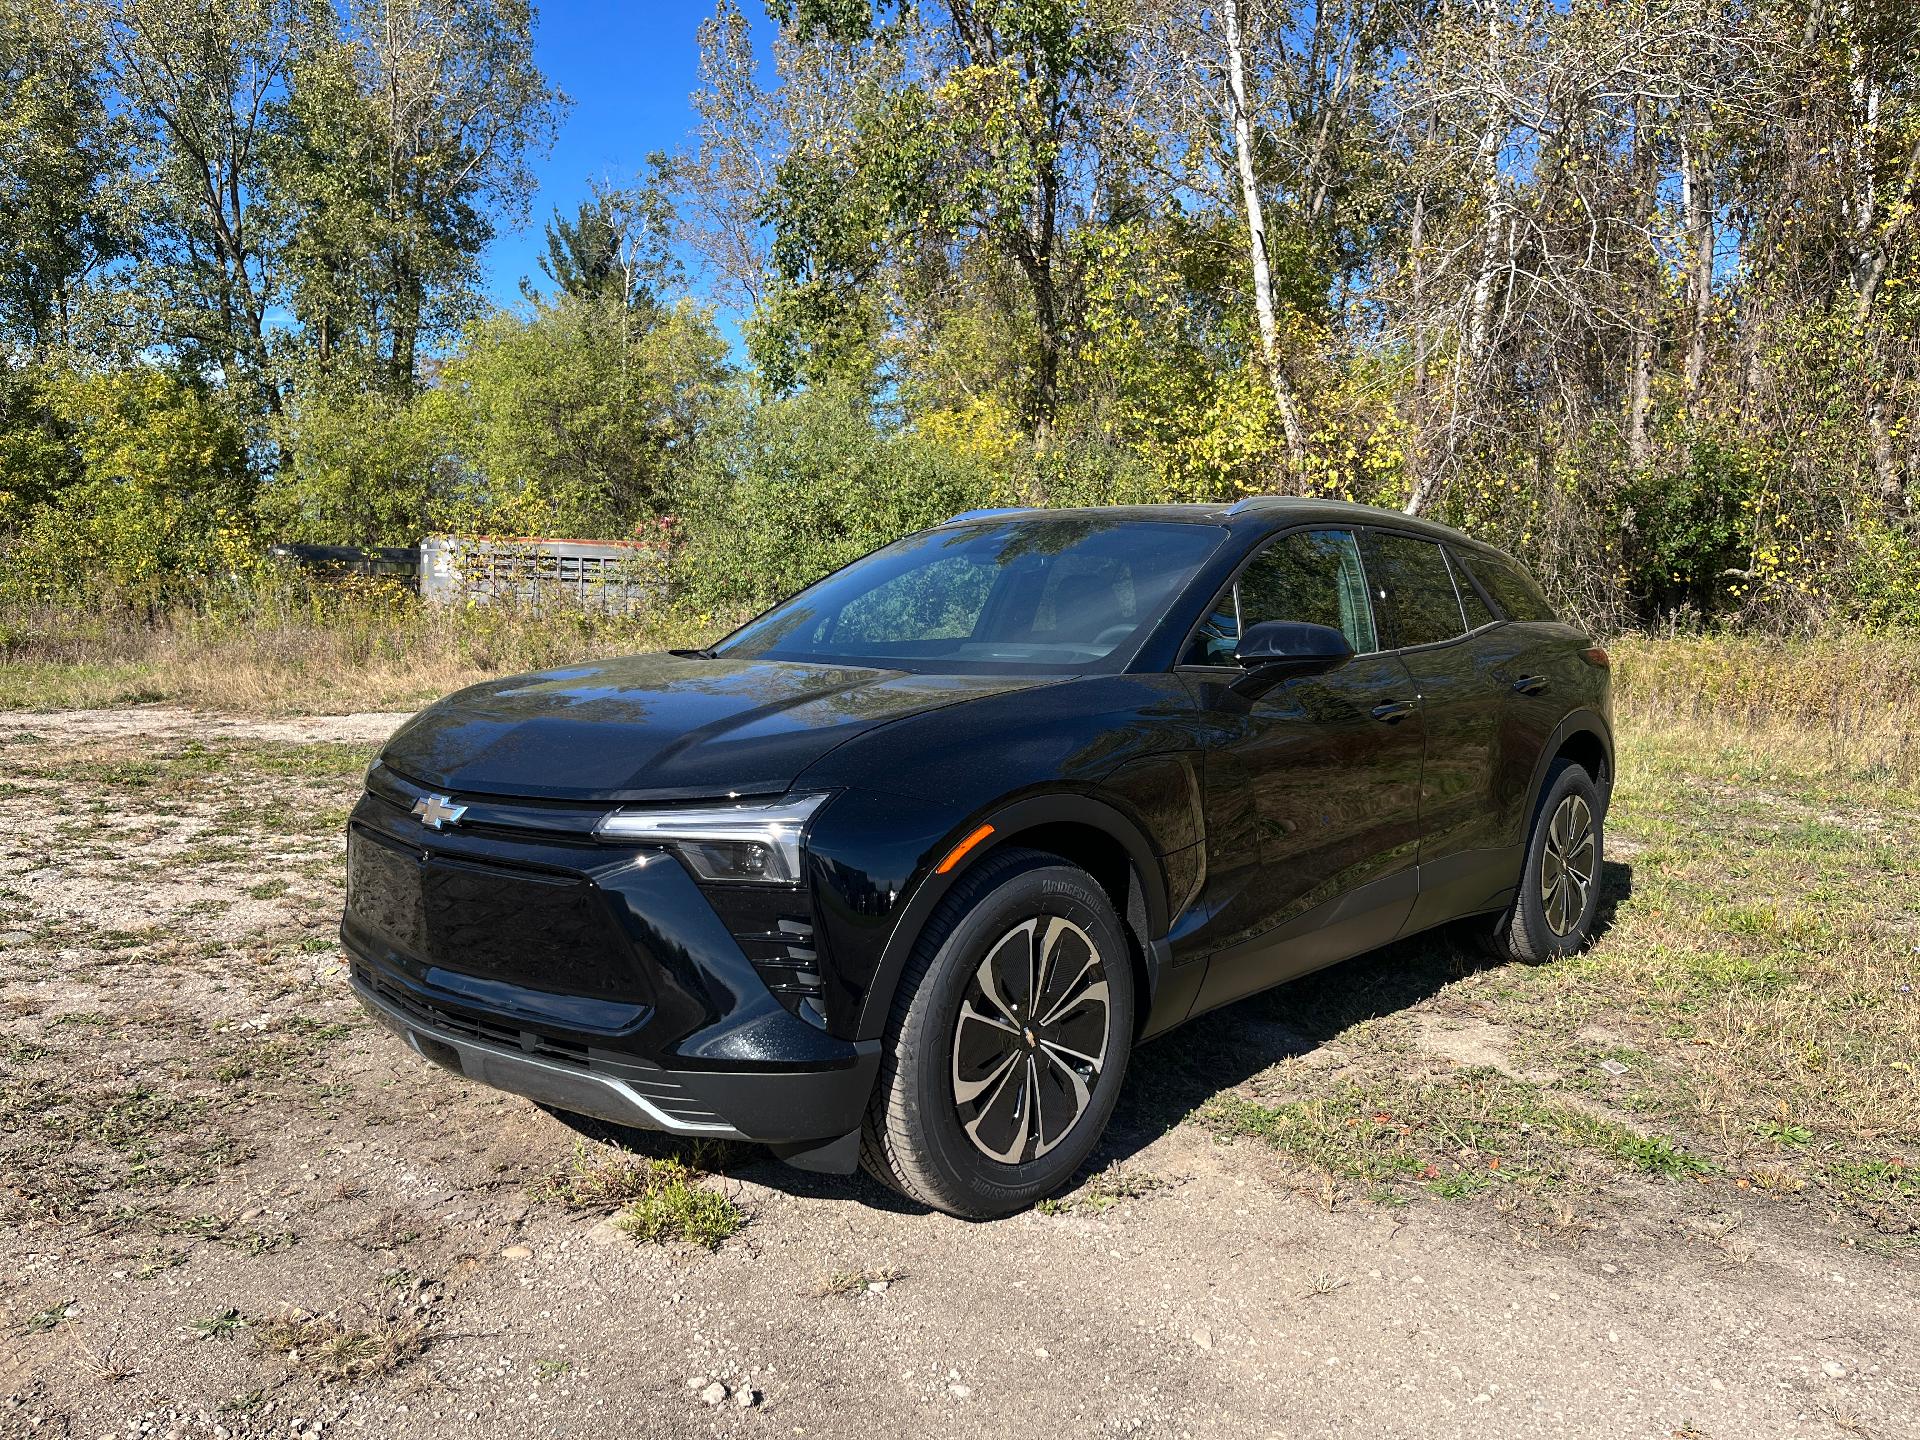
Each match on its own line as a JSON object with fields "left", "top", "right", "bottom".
{"left": 349, "top": 963, "right": 879, "bottom": 1151}
{"left": 341, "top": 768, "right": 881, "bottom": 1165}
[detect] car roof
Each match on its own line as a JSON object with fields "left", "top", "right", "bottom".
{"left": 936, "top": 497, "right": 1491, "bottom": 550}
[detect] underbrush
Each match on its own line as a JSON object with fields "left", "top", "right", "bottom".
{"left": 1610, "top": 631, "right": 1920, "bottom": 781}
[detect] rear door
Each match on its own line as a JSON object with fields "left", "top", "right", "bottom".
{"left": 1359, "top": 530, "right": 1513, "bottom": 930}
{"left": 1449, "top": 544, "right": 1595, "bottom": 841}
{"left": 1177, "top": 527, "right": 1426, "bottom": 1012}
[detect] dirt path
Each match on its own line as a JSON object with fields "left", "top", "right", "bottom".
{"left": 2, "top": 708, "right": 1914, "bottom": 1440}
{"left": 0, "top": 704, "right": 414, "bottom": 747}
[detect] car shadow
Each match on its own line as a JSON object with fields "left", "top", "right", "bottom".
{"left": 570, "top": 859, "right": 1634, "bottom": 1217}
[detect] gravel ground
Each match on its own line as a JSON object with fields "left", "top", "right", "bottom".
{"left": 1, "top": 707, "right": 1914, "bottom": 1440}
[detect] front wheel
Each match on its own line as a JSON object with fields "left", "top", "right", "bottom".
{"left": 1484, "top": 760, "right": 1604, "bottom": 964}
{"left": 861, "top": 847, "right": 1135, "bottom": 1218}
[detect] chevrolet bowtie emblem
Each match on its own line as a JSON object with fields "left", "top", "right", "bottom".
{"left": 411, "top": 793, "right": 468, "bottom": 830}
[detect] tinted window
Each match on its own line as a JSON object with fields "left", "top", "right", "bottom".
{"left": 1455, "top": 549, "right": 1558, "bottom": 623}
{"left": 1182, "top": 528, "right": 1377, "bottom": 663}
{"left": 1364, "top": 532, "right": 1467, "bottom": 648}
{"left": 718, "top": 518, "right": 1226, "bottom": 673}
{"left": 1448, "top": 550, "right": 1498, "bottom": 629}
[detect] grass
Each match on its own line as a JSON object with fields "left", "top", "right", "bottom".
{"left": 1202, "top": 709, "right": 1919, "bottom": 1230}
{"left": 0, "top": 578, "right": 717, "bottom": 714}
{"left": 612, "top": 1160, "right": 744, "bottom": 1249}
{"left": 1036, "top": 1163, "right": 1167, "bottom": 1214}
{"left": 813, "top": 1265, "right": 907, "bottom": 1297}
{"left": 529, "top": 1141, "right": 745, "bottom": 1248}
{"left": 1610, "top": 630, "right": 1920, "bottom": 782}
{"left": 254, "top": 1312, "right": 429, "bottom": 1382}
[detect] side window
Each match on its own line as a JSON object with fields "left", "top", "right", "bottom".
{"left": 1455, "top": 549, "right": 1558, "bottom": 624}
{"left": 1447, "top": 549, "right": 1498, "bottom": 629}
{"left": 1363, "top": 532, "right": 1467, "bottom": 649}
{"left": 1182, "top": 528, "right": 1378, "bottom": 665}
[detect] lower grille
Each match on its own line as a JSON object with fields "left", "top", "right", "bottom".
{"left": 737, "top": 918, "right": 825, "bottom": 1025}
{"left": 356, "top": 963, "right": 592, "bottom": 1068}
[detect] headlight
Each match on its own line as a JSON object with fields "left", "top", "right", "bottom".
{"left": 594, "top": 792, "right": 829, "bottom": 885}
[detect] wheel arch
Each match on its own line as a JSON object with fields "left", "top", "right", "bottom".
{"left": 852, "top": 792, "right": 1169, "bottom": 1043}
{"left": 1526, "top": 710, "right": 1614, "bottom": 829}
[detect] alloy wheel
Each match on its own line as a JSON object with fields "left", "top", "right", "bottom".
{"left": 950, "top": 915, "right": 1111, "bottom": 1164}
{"left": 1540, "top": 793, "right": 1596, "bottom": 936}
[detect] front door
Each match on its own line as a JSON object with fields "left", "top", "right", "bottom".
{"left": 1176, "top": 528, "right": 1427, "bottom": 1013}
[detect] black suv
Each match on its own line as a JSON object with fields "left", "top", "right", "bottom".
{"left": 343, "top": 499, "right": 1612, "bottom": 1218}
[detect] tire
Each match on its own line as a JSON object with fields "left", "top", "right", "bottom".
{"left": 860, "top": 847, "right": 1136, "bottom": 1219}
{"left": 1483, "top": 760, "right": 1604, "bottom": 964}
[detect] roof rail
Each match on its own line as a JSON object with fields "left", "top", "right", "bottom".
{"left": 1225, "top": 495, "right": 1292, "bottom": 514}
{"left": 941, "top": 506, "right": 1031, "bottom": 525}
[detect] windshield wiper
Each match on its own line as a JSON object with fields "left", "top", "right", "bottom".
{"left": 669, "top": 646, "right": 717, "bottom": 659}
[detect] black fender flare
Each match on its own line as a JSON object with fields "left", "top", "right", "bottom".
{"left": 1522, "top": 709, "right": 1615, "bottom": 833}
{"left": 852, "top": 790, "right": 1171, "bottom": 1042}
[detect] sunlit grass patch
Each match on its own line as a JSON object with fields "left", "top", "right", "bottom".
{"left": 529, "top": 1140, "right": 745, "bottom": 1248}
{"left": 1200, "top": 1068, "right": 1706, "bottom": 1201}
{"left": 254, "top": 1311, "right": 429, "bottom": 1382}
{"left": 612, "top": 1159, "right": 744, "bottom": 1249}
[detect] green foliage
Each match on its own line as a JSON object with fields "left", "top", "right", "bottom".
{"left": 262, "top": 385, "right": 453, "bottom": 547}
{"left": 0, "top": 0, "right": 129, "bottom": 354}
{"left": 673, "top": 385, "right": 1005, "bottom": 614}
{"left": 0, "top": 366, "right": 254, "bottom": 606}
{"left": 436, "top": 293, "right": 733, "bottom": 537}
{"left": 531, "top": 166, "right": 681, "bottom": 312}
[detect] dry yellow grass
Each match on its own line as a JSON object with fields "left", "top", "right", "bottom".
{"left": 1611, "top": 631, "right": 1920, "bottom": 781}
{"left": 0, "top": 580, "right": 723, "bottom": 713}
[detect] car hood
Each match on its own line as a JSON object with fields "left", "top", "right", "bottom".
{"left": 378, "top": 653, "right": 1047, "bottom": 802}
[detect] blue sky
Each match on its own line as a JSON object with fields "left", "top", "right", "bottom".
{"left": 481, "top": 2, "right": 765, "bottom": 315}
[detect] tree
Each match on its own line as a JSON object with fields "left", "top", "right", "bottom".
{"left": 280, "top": 0, "right": 563, "bottom": 394}
{"left": 752, "top": 0, "right": 1131, "bottom": 441}
{"left": 87, "top": 0, "right": 298, "bottom": 417}
{"left": 0, "top": 0, "right": 130, "bottom": 356}
{"left": 435, "top": 293, "right": 733, "bottom": 535}
{"left": 531, "top": 168, "right": 681, "bottom": 313}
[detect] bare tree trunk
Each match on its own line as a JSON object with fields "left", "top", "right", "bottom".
{"left": 1626, "top": 100, "right": 1655, "bottom": 467}
{"left": 1680, "top": 128, "right": 1713, "bottom": 403}
{"left": 1463, "top": 1, "right": 1506, "bottom": 370}
{"left": 1223, "top": 0, "right": 1306, "bottom": 472}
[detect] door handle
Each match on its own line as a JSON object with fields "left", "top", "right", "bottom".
{"left": 1371, "top": 699, "right": 1417, "bottom": 723}
{"left": 1511, "top": 675, "right": 1548, "bottom": 695}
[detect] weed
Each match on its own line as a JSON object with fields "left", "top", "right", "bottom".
{"left": 1612, "top": 1135, "right": 1716, "bottom": 1177}
{"left": 1039, "top": 1164, "right": 1166, "bottom": 1215}
{"left": 254, "top": 1312, "right": 429, "bottom": 1382}
{"left": 528, "top": 1141, "right": 657, "bottom": 1210}
{"left": 189, "top": 1309, "right": 248, "bottom": 1340}
{"left": 613, "top": 1160, "right": 744, "bottom": 1249}
{"left": 24, "top": 1300, "right": 72, "bottom": 1334}
{"left": 814, "top": 1265, "right": 906, "bottom": 1297}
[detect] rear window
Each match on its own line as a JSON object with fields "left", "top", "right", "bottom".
{"left": 1362, "top": 532, "right": 1467, "bottom": 648}
{"left": 1454, "top": 548, "right": 1557, "bottom": 623}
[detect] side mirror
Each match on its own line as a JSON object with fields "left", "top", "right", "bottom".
{"left": 1234, "top": 620, "right": 1354, "bottom": 675}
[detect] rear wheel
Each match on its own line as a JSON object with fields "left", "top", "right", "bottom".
{"left": 861, "top": 847, "right": 1135, "bottom": 1218}
{"left": 1484, "top": 760, "right": 1603, "bottom": 963}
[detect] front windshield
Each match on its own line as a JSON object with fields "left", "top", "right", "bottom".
{"left": 714, "top": 517, "right": 1227, "bottom": 673}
